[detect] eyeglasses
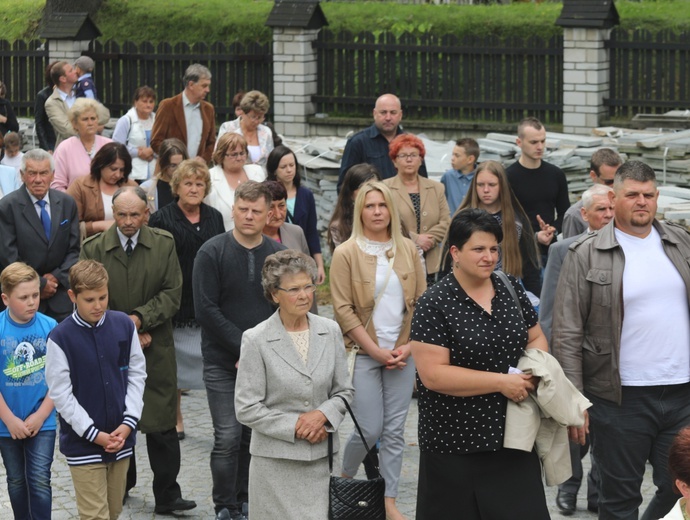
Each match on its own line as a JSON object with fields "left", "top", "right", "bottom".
{"left": 396, "top": 153, "right": 420, "bottom": 161}
{"left": 225, "top": 151, "right": 248, "bottom": 159}
{"left": 601, "top": 178, "right": 615, "bottom": 186}
{"left": 276, "top": 284, "right": 317, "bottom": 297}
{"left": 246, "top": 113, "right": 265, "bottom": 123}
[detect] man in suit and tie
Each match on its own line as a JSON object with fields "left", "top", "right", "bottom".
{"left": 539, "top": 183, "right": 614, "bottom": 516}
{"left": 151, "top": 64, "right": 216, "bottom": 164}
{"left": 0, "top": 149, "right": 79, "bottom": 321}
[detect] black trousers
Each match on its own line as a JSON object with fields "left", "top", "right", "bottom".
{"left": 416, "top": 448, "right": 550, "bottom": 520}
{"left": 126, "top": 427, "right": 182, "bottom": 505}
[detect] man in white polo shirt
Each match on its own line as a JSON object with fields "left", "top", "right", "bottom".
{"left": 552, "top": 160, "right": 690, "bottom": 520}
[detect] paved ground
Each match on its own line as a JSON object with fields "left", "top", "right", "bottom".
{"left": 0, "top": 304, "right": 658, "bottom": 518}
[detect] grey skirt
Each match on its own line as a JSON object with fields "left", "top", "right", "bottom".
{"left": 249, "top": 454, "right": 333, "bottom": 519}
{"left": 173, "top": 325, "right": 204, "bottom": 389}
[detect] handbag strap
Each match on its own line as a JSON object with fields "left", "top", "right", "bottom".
{"left": 328, "top": 395, "right": 381, "bottom": 477}
{"left": 495, "top": 270, "right": 524, "bottom": 320}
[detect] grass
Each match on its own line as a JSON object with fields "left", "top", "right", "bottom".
{"left": 2, "top": 0, "right": 690, "bottom": 44}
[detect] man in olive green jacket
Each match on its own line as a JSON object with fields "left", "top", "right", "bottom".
{"left": 81, "top": 186, "right": 196, "bottom": 515}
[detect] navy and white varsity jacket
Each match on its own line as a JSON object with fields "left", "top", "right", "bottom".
{"left": 46, "top": 310, "right": 146, "bottom": 466}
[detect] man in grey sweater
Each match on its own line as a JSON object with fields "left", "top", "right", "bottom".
{"left": 193, "top": 181, "right": 285, "bottom": 520}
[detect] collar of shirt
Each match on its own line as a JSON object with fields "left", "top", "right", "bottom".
{"left": 77, "top": 73, "right": 92, "bottom": 82}
{"left": 182, "top": 91, "right": 200, "bottom": 110}
{"left": 58, "top": 88, "right": 76, "bottom": 104}
{"left": 117, "top": 228, "right": 141, "bottom": 250}
{"left": 456, "top": 169, "right": 475, "bottom": 182}
{"left": 27, "top": 187, "right": 51, "bottom": 208}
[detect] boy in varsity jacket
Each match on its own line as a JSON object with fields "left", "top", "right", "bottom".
{"left": 46, "top": 259, "right": 146, "bottom": 519}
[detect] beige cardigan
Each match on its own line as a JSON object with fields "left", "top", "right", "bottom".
{"left": 384, "top": 174, "right": 450, "bottom": 274}
{"left": 503, "top": 348, "right": 591, "bottom": 486}
{"left": 330, "top": 237, "right": 426, "bottom": 352}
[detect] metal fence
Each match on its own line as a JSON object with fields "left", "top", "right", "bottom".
{"left": 1, "top": 27, "right": 690, "bottom": 126}
{"left": 0, "top": 40, "right": 48, "bottom": 116}
{"left": 606, "top": 29, "right": 690, "bottom": 120}
{"left": 313, "top": 30, "right": 564, "bottom": 124}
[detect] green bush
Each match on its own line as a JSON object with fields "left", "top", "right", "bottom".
{"left": 3, "top": 0, "right": 690, "bottom": 44}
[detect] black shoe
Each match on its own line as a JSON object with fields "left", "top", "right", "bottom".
{"left": 556, "top": 490, "right": 577, "bottom": 516}
{"left": 587, "top": 501, "right": 599, "bottom": 513}
{"left": 154, "top": 497, "right": 197, "bottom": 514}
{"left": 215, "top": 509, "right": 231, "bottom": 520}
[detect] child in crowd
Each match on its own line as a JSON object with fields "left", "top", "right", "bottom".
{"left": 0, "top": 262, "right": 57, "bottom": 519}
{"left": 1, "top": 132, "right": 23, "bottom": 173}
{"left": 73, "top": 56, "right": 99, "bottom": 100}
{"left": 441, "top": 137, "right": 480, "bottom": 215}
{"left": 46, "top": 260, "right": 146, "bottom": 519}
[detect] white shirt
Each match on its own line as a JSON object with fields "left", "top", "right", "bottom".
{"left": 117, "top": 228, "right": 140, "bottom": 252}
{"left": 27, "top": 188, "right": 51, "bottom": 220}
{"left": 616, "top": 226, "right": 690, "bottom": 386}
{"left": 58, "top": 88, "right": 76, "bottom": 109}
{"left": 182, "top": 91, "right": 202, "bottom": 158}
{"left": 356, "top": 237, "right": 405, "bottom": 350}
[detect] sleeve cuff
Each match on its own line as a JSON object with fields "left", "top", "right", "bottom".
{"left": 122, "top": 415, "right": 138, "bottom": 430}
{"left": 83, "top": 425, "right": 100, "bottom": 443}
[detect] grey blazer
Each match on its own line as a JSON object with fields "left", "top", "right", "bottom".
{"left": 0, "top": 186, "right": 80, "bottom": 320}
{"left": 235, "top": 310, "right": 354, "bottom": 461}
{"left": 539, "top": 232, "right": 585, "bottom": 345}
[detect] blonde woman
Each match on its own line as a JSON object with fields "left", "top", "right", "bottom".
{"left": 330, "top": 181, "right": 426, "bottom": 520}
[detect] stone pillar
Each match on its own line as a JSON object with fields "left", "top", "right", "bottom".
{"left": 562, "top": 28, "right": 611, "bottom": 135}
{"left": 47, "top": 39, "right": 91, "bottom": 62}
{"left": 272, "top": 28, "right": 320, "bottom": 138}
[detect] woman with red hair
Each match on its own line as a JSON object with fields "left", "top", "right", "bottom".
{"left": 664, "top": 426, "right": 690, "bottom": 518}
{"left": 384, "top": 134, "right": 450, "bottom": 284}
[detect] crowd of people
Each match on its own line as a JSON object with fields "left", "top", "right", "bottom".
{"left": 0, "top": 58, "right": 689, "bottom": 520}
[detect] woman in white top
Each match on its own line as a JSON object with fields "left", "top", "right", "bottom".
{"left": 112, "top": 86, "right": 157, "bottom": 182}
{"left": 205, "top": 133, "right": 265, "bottom": 231}
{"left": 330, "top": 181, "right": 426, "bottom": 520}
{"left": 216, "top": 90, "right": 273, "bottom": 170}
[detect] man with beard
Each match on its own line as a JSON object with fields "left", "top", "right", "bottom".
{"left": 552, "top": 161, "right": 690, "bottom": 520}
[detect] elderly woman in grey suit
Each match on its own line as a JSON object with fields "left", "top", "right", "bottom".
{"left": 235, "top": 250, "right": 354, "bottom": 520}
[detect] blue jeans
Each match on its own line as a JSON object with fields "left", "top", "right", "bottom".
{"left": 0, "top": 430, "right": 55, "bottom": 520}
{"left": 204, "top": 363, "right": 250, "bottom": 514}
{"left": 588, "top": 383, "right": 690, "bottom": 520}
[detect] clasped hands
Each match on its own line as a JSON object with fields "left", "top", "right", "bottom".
{"left": 372, "top": 343, "right": 411, "bottom": 370}
{"left": 95, "top": 424, "right": 132, "bottom": 453}
{"left": 295, "top": 410, "right": 328, "bottom": 444}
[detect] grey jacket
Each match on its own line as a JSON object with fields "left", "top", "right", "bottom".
{"left": 235, "top": 311, "right": 354, "bottom": 461}
{"left": 539, "top": 232, "right": 586, "bottom": 344}
{"left": 551, "top": 219, "right": 690, "bottom": 404}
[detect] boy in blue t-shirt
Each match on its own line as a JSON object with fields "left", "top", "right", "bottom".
{"left": 46, "top": 260, "right": 146, "bottom": 519}
{"left": 0, "top": 262, "right": 57, "bottom": 519}
{"left": 440, "top": 137, "right": 480, "bottom": 215}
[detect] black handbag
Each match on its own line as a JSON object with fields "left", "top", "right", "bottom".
{"left": 328, "top": 395, "right": 386, "bottom": 520}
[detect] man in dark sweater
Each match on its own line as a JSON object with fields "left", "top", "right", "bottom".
{"left": 506, "top": 117, "right": 569, "bottom": 264}
{"left": 193, "top": 181, "right": 285, "bottom": 520}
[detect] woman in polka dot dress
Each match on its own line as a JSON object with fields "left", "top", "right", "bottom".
{"left": 410, "top": 208, "right": 550, "bottom": 520}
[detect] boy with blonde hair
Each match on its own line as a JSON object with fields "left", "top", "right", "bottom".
{"left": 0, "top": 262, "right": 57, "bottom": 519}
{"left": 46, "top": 260, "right": 146, "bottom": 519}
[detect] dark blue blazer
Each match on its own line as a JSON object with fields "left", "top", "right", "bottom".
{"left": 286, "top": 186, "right": 321, "bottom": 256}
